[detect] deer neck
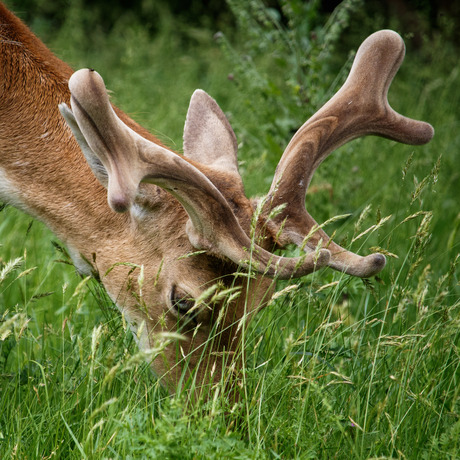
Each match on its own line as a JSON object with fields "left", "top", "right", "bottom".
{"left": 0, "top": 6, "right": 175, "bottom": 276}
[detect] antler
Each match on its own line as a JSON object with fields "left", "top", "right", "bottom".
{"left": 261, "top": 30, "right": 434, "bottom": 277}
{"left": 60, "top": 69, "right": 330, "bottom": 279}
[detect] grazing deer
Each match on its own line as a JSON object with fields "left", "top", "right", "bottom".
{"left": 0, "top": 3, "right": 433, "bottom": 394}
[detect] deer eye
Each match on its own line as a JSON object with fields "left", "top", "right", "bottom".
{"left": 170, "top": 286, "right": 197, "bottom": 322}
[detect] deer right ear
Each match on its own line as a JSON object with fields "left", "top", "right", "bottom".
{"left": 183, "top": 90, "right": 239, "bottom": 175}
{"left": 59, "top": 103, "right": 109, "bottom": 187}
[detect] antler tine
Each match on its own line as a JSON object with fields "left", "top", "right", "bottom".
{"left": 262, "top": 30, "right": 434, "bottom": 278}
{"left": 67, "top": 69, "right": 144, "bottom": 213}
{"left": 65, "top": 69, "right": 331, "bottom": 279}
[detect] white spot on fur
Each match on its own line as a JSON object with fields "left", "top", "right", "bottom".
{"left": 130, "top": 202, "right": 148, "bottom": 221}
{"left": 124, "top": 314, "right": 150, "bottom": 352}
{"left": 66, "top": 245, "right": 94, "bottom": 276}
{"left": 0, "top": 168, "right": 30, "bottom": 213}
{"left": 13, "top": 160, "right": 31, "bottom": 167}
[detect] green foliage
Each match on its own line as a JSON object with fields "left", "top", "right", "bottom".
{"left": 1, "top": 0, "right": 459, "bottom": 458}
{"left": 113, "top": 401, "right": 256, "bottom": 459}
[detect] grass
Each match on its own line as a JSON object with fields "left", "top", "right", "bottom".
{"left": 1, "top": 1, "right": 459, "bottom": 458}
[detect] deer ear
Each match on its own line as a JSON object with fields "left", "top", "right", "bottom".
{"left": 59, "top": 103, "right": 109, "bottom": 187}
{"left": 183, "top": 90, "right": 239, "bottom": 174}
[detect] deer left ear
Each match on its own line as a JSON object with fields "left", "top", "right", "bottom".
{"left": 183, "top": 90, "right": 239, "bottom": 174}
{"left": 59, "top": 103, "right": 109, "bottom": 187}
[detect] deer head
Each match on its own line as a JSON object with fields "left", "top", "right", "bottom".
{"left": 58, "top": 30, "right": 433, "bottom": 393}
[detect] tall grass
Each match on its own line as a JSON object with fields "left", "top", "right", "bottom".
{"left": 1, "top": 0, "right": 459, "bottom": 458}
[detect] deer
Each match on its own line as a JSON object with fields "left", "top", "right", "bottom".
{"left": 0, "top": 3, "right": 433, "bottom": 396}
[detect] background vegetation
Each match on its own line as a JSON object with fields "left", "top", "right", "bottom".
{"left": 1, "top": 0, "right": 459, "bottom": 458}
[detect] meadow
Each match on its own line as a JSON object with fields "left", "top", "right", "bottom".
{"left": 0, "top": 0, "right": 459, "bottom": 458}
